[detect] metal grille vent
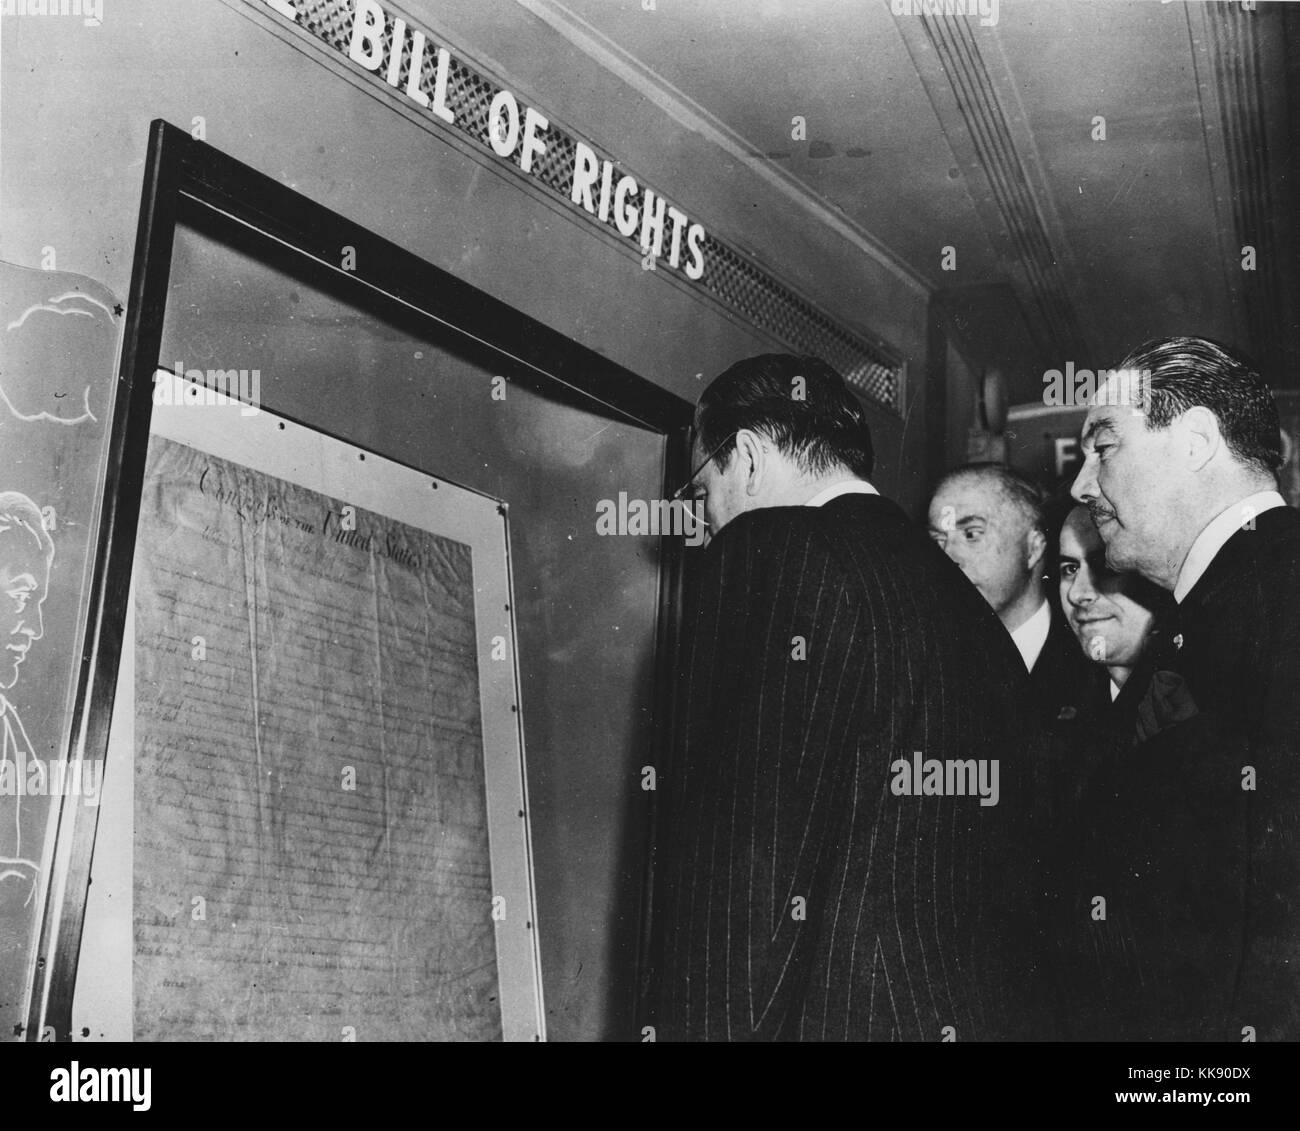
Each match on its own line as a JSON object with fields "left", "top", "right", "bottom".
{"left": 698, "top": 236, "right": 899, "bottom": 407}
{"left": 271, "top": 0, "right": 904, "bottom": 411}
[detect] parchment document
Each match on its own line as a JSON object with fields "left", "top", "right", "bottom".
{"left": 133, "top": 436, "right": 501, "bottom": 1040}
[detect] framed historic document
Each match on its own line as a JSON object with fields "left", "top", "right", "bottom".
{"left": 26, "top": 120, "right": 692, "bottom": 1041}
{"left": 72, "top": 377, "right": 541, "bottom": 1040}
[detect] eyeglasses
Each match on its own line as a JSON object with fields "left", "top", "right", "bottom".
{"left": 669, "top": 432, "right": 738, "bottom": 506}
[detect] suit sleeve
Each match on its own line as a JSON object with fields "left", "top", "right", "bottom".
{"left": 661, "top": 511, "right": 869, "bottom": 1041}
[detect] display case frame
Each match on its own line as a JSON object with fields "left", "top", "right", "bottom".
{"left": 25, "top": 118, "right": 693, "bottom": 1041}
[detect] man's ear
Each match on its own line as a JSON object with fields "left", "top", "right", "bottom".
{"left": 733, "top": 429, "right": 767, "bottom": 497}
{"left": 1027, "top": 526, "right": 1047, "bottom": 574}
{"left": 1179, "top": 406, "right": 1222, "bottom": 472}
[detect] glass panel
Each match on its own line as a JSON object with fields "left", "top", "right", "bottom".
{"left": 0, "top": 263, "right": 119, "bottom": 1041}
{"left": 129, "top": 219, "right": 665, "bottom": 1040}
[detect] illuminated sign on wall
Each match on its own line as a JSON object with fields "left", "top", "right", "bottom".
{"left": 258, "top": 0, "right": 707, "bottom": 280}
{"left": 248, "top": 0, "right": 906, "bottom": 413}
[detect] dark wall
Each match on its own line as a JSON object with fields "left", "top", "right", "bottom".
{"left": 0, "top": 0, "right": 933, "bottom": 1039}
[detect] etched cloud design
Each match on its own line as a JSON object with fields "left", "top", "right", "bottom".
{"left": 0, "top": 264, "right": 120, "bottom": 426}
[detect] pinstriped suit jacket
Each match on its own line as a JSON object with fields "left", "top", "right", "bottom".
{"left": 657, "top": 493, "right": 1049, "bottom": 1041}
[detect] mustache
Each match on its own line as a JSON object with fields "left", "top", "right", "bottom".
{"left": 1088, "top": 503, "right": 1118, "bottom": 525}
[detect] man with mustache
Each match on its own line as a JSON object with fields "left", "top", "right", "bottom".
{"left": 1070, "top": 335, "right": 1299, "bottom": 1040}
{"left": 656, "top": 354, "right": 1045, "bottom": 1041}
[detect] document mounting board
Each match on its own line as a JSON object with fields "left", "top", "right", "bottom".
{"left": 73, "top": 376, "right": 545, "bottom": 1041}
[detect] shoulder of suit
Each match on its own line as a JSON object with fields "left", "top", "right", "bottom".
{"left": 1182, "top": 513, "right": 1300, "bottom": 634}
{"left": 1251, "top": 501, "right": 1300, "bottom": 537}
{"left": 1035, "top": 612, "right": 1089, "bottom": 678}
{"left": 1261, "top": 503, "right": 1300, "bottom": 549}
{"left": 1042, "top": 610, "right": 1079, "bottom": 653}
{"left": 709, "top": 500, "right": 915, "bottom": 596}
{"left": 1205, "top": 504, "right": 1300, "bottom": 587}
{"left": 718, "top": 496, "right": 901, "bottom": 543}
{"left": 701, "top": 506, "right": 830, "bottom": 573}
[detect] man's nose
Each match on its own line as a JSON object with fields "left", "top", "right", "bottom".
{"left": 1071, "top": 457, "right": 1097, "bottom": 504}
{"left": 19, "top": 604, "right": 43, "bottom": 642}
{"left": 1067, "top": 572, "right": 1096, "bottom": 608}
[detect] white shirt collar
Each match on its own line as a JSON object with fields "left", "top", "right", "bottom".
{"left": 1109, "top": 678, "right": 1122, "bottom": 702}
{"left": 803, "top": 479, "right": 879, "bottom": 508}
{"left": 1173, "top": 490, "right": 1287, "bottom": 603}
{"left": 1009, "top": 598, "right": 1052, "bottom": 673}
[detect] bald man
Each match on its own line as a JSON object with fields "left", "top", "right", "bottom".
{"left": 927, "top": 464, "right": 1094, "bottom": 724}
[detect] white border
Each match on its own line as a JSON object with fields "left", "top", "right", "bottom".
{"left": 75, "top": 376, "right": 545, "bottom": 1041}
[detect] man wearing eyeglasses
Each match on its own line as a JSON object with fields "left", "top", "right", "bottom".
{"left": 655, "top": 354, "right": 1048, "bottom": 1042}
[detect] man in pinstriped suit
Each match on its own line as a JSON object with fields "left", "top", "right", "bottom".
{"left": 656, "top": 354, "right": 1052, "bottom": 1041}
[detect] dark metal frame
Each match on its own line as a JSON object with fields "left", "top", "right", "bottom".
{"left": 26, "top": 118, "right": 692, "bottom": 1040}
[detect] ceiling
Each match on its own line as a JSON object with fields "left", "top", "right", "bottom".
{"left": 540, "top": 0, "right": 1300, "bottom": 406}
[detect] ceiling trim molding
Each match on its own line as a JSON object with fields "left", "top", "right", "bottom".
{"left": 894, "top": 10, "right": 1090, "bottom": 364}
{"left": 1186, "top": 1, "right": 1252, "bottom": 350}
{"left": 1188, "top": 1, "right": 1290, "bottom": 375}
{"left": 512, "top": 0, "right": 933, "bottom": 298}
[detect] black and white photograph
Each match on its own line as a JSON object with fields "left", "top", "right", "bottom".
{"left": 0, "top": 0, "right": 1296, "bottom": 1112}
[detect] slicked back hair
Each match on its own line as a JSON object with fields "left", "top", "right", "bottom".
{"left": 1117, "top": 335, "right": 1282, "bottom": 476}
{"left": 930, "top": 462, "right": 1047, "bottom": 538}
{"left": 695, "top": 354, "right": 874, "bottom": 480}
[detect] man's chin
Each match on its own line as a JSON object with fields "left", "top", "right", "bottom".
{"left": 1100, "top": 529, "right": 1136, "bottom": 572}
